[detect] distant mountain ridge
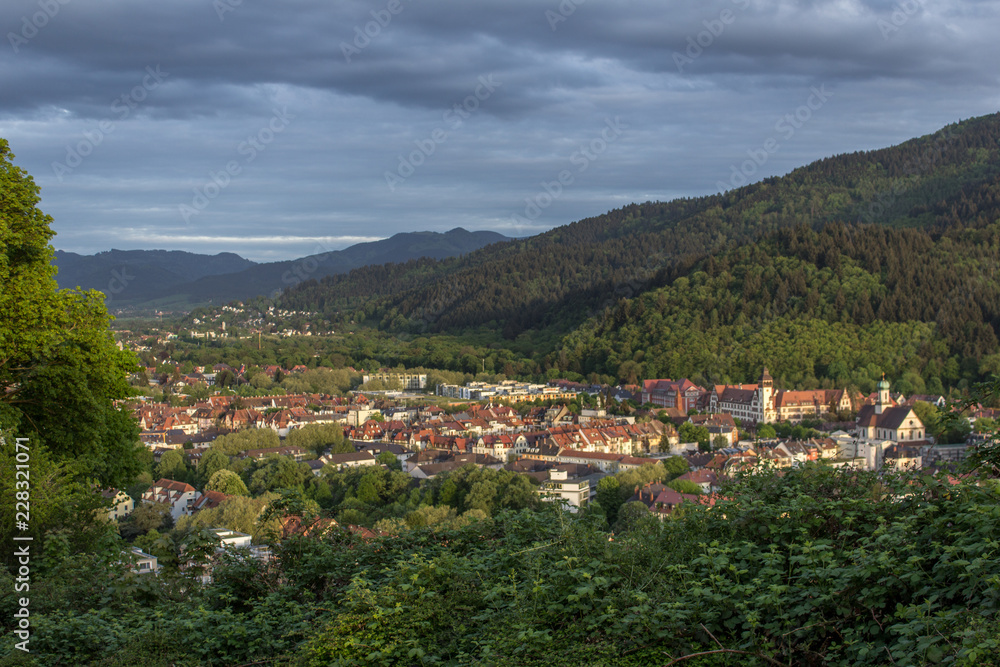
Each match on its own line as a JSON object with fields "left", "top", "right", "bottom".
{"left": 53, "top": 228, "right": 511, "bottom": 309}
{"left": 54, "top": 249, "right": 256, "bottom": 303}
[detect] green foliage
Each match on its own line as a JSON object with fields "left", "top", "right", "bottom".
{"left": 286, "top": 422, "right": 348, "bottom": 457}
{"left": 205, "top": 469, "right": 249, "bottom": 496}
{"left": 209, "top": 428, "right": 280, "bottom": 456}
{"left": 196, "top": 448, "right": 231, "bottom": 486}
{"left": 1, "top": 140, "right": 143, "bottom": 511}
{"left": 612, "top": 499, "right": 652, "bottom": 533}
{"left": 154, "top": 449, "right": 189, "bottom": 482}
{"left": 666, "top": 478, "right": 702, "bottom": 495}
{"left": 679, "top": 422, "right": 711, "bottom": 450}
{"left": 247, "top": 456, "right": 312, "bottom": 495}
{"left": 174, "top": 493, "right": 278, "bottom": 537}
{"left": 595, "top": 476, "right": 622, "bottom": 528}
{"left": 5, "top": 463, "right": 1000, "bottom": 666}
{"left": 119, "top": 503, "right": 173, "bottom": 540}
{"left": 661, "top": 455, "right": 690, "bottom": 479}
{"left": 559, "top": 221, "right": 1000, "bottom": 390}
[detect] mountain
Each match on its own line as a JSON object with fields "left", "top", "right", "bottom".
{"left": 166, "top": 228, "right": 510, "bottom": 305}
{"left": 53, "top": 249, "right": 256, "bottom": 303}
{"left": 54, "top": 228, "right": 510, "bottom": 309}
{"left": 278, "top": 112, "right": 1000, "bottom": 342}
{"left": 554, "top": 221, "right": 1000, "bottom": 392}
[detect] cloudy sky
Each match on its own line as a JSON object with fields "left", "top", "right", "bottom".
{"left": 2, "top": 0, "right": 998, "bottom": 261}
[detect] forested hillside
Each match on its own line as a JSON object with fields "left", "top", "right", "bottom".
{"left": 553, "top": 222, "right": 1000, "bottom": 392}
{"left": 279, "top": 113, "right": 1000, "bottom": 342}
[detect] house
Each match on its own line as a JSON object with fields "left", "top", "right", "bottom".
{"left": 128, "top": 546, "right": 159, "bottom": 575}
{"left": 627, "top": 482, "right": 703, "bottom": 517}
{"left": 674, "top": 469, "right": 721, "bottom": 494}
{"left": 688, "top": 413, "right": 739, "bottom": 447}
{"left": 902, "top": 394, "right": 947, "bottom": 409}
{"left": 883, "top": 444, "right": 923, "bottom": 470}
{"left": 101, "top": 488, "right": 134, "bottom": 521}
{"left": 538, "top": 468, "right": 591, "bottom": 512}
{"left": 357, "top": 442, "right": 415, "bottom": 466}
{"left": 641, "top": 378, "right": 706, "bottom": 412}
{"left": 191, "top": 490, "right": 231, "bottom": 512}
{"left": 142, "top": 478, "right": 199, "bottom": 521}
{"left": 321, "top": 450, "right": 377, "bottom": 470}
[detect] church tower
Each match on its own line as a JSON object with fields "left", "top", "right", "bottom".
{"left": 758, "top": 367, "right": 774, "bottom": 423}
{"left": 875, "top": 374, "right": 890, "bottom": 415}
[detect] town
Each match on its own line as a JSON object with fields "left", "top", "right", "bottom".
{"left": 111, "top": 353, "right": 995, "bottom": 578}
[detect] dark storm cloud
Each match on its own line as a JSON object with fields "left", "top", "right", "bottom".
{"left": 1, "top": 0, "right": 998, "bottom": 260}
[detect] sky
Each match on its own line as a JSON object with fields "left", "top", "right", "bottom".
{"left": 1, "top": 0, "right": 998, "bottom": 262}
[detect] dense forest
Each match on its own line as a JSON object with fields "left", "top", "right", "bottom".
{"left": 552, "top": 222, "right": 1000, "bottom": 392}
{"left": 279, "top": 113, "right": 1000, "bottom": 348}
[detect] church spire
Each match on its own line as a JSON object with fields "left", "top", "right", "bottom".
{"left": 875, "top": 373, "right": 890, "bottom": 415}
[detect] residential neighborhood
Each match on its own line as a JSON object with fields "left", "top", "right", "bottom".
{"left": 96, "top": 353, "right": 996, "bottom": 587}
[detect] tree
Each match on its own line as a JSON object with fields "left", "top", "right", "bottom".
{"left": 376, "top": 451, "right": 401, "bottom": 470}
{"left": 661, "top": 456, "right": 690, "bottom": 480}
{"left": 197, "top": 448, "right": 231, "bottom": 485}
{"left": 248, "top": 456, "right": 310, "bottom": 495}
{"left": 678, "top": 422, "right": 710, "bottom": 450}
{"left": 211, "top": 429, "right": 280, "bottom": 456}
{"left": 612, "top": 501, "right": 650, "bottom": 533}
{"left": 713, "top": 434, "right": 729, "bottom": 450}
{"left": 596, "top": 476, "right": 623, "bottom": 527}
{"left": 119, "top": 502, "right": 173, "bottom": 539}
{"left": 286, "top": 423, "right": 347, "bottom": 457}
{"left": 1, "top": 140, "right": 143, "bottom": 490}
{"left": 206, "top": 469, "right": 249, "bottom": 496}
{"left": 155, "top": 449, "right": 188, "bottom": 481}
{"left": 757, "top": 424, "right": 777, "bottom": 439}
{"left": 216, "top": 369, "right": 236, "bottom": 388}
{"left": 666, "top": 479, "right": 702, "bottom": 495}
{"left": 974, "top": 417, "right": 996, "bottom": 434}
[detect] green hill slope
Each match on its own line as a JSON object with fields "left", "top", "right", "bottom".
{"left": 279, "top": 112, "right": 1000, "bottom": 342}
{"left": 554, "top": 222, "right": 1000, "bottom": 391}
